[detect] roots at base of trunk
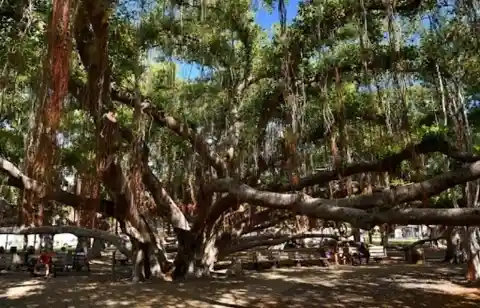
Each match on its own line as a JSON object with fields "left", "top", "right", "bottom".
{"left": 132, "top": 242, "right": 152, "bottom": 282}
{"left": 171, "top": 230, "right": 220, "bottom": 280}
{"left": 172, "top": 230, "right": 201, "bottom": 280}
{"left": 405, "top": 247, "right": 425, "bottom": 264}
{"left": 466, "top": 227, "right": 480, "bottom": 281}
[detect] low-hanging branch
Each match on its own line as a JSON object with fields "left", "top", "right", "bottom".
{"left": 0, "top": 225, "right": 132, "bottom": 258}
{"left": 220, "top": 232, "right": 340, "bottom": 257}
{"left": 0, "top": 156, "right": 117, "bottom": 219}
{"left": 209, "top": 160, "right": 480, "bottom": 228}
{"left": 199, "top": 134, "right": 480, "bottom": 229}
{"left": 4, "top": 132, "right": 480, "bottom": 230}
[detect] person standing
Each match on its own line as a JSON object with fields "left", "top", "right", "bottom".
{"left": 38, "top": 249, "right": 54, "bottom": 277}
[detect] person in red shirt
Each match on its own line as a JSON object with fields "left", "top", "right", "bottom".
{"left": 37, "top": 250, "right": 54, "bottom": 277}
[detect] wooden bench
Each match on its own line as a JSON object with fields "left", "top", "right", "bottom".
{"left": 369, "top": 245, "right": 387, "bottom": 262}
{"left": 283, "top": 248, "right": 330, "bottom": 267}
{"left": 0, "top": 254, "right": 13, "bottom": 270}
{"left": 53, "top": 252, "right": 74, "bottom": 271}
{"left": 225, "top": 248, "right": 330, "bottom": 270}
{"left": 72, "top": 252, "right": 90, "bottom": 271}
{"left": 339, "top": 246, "right": 359, "bottom": 265}
{"left": 112, "top": 250, "right": 129, "bottom": 265}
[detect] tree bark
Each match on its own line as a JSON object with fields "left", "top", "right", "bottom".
{"left": 443, "top": 226, "right": 456, "bottom": 263}
{"left": 208, "top": 162, "right": 480, "bottom": 227}
{"left": 0, "top": 225, "right": 132, "bottom": 257}
{"left": 172, "top": 229, "right": 198, "bottom": 280}
{"left": 20, "top": 0, "right": 73, "bottom": 227}
{"left": 220, "top": 233, "right": 339, "bottom": 257}
{"left": 76, "top": 236, "right": 89, "bottom": 254}
{"left": 90, "top": 238, "right": 104, "bottom": 258}
{"left": 466, "top": 227, "right": 480, "bottom": 281}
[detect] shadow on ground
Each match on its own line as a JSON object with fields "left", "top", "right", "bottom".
{"left": 1, "top": 262, "right": 479, "bottom": 307}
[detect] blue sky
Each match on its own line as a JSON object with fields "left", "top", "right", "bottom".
{"left": 176, "top": 0, "right": 300, "bottom": 80}
{"left": 253, "top": 0, "right": 299, "bottom": 32}
{"left": 174, "top": 0, "right": 441, "bottom": 80}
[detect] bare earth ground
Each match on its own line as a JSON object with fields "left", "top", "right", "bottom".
{"left": 1, "top": 250, "right": 480, "bottom": 308}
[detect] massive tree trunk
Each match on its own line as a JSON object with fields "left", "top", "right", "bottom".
{"left": 443, "top": 226, "right": 457, "bottom": 263}
{"left": 102, "top": 162, "right": 167, "bottom": 281}
{"left": 172, "top": 229, "right": 200, "bottom": 280}
{"left": 172, "top": 205, "right": 267, "bottom": 279}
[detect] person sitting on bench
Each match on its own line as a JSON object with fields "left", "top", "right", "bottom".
{"left": 358, "top": 242, "right": 370, "bottom": 264}
{"left": 342, "top": 243, "right": 352, "bottom": 265}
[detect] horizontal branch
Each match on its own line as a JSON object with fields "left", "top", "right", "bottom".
{"left": 210, "top": 160, "right": 480, "bottom": 227}
{"left": 221, "top": 233, "right": 338, "bottom": 256}
{"left": 0, "top": 225, "right": 132, "bottom": 258}
{"left": 0, "top": 156, "right": 117, "bottom": 218}
{"left": 403, "top": 236, "right": 447, "bottom": 251}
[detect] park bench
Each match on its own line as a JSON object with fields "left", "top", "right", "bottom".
{"left": 338, "top": 246, "right": 359, "bottom": 265}
{"left": 282, "top": 248, "right": 330, "bottom": 267}
{"left": 113, "top": 250, "right": 129, "bottom": 265}
{"left": 53, "top": 251, "right": 74, "bottom": 271}
{"left": 72, "top": 252, "right": 90, "bottom": 271}
{"left": 369, "top": 245, "right": 387, "bottom": 262}
{"left": 103, "top": 245, "right": 132, "bottom": 265}
{"left": 0, "top": 253, "right": 13, "bottom": 270}
{"left": 225, "top": 247, "right": 330, "bottom": 270}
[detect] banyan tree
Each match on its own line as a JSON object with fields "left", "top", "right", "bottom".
{"left": 1, "top": 0, "right": 480, "bottom": 281}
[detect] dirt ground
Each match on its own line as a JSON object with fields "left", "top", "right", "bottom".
{"left": 1, "top": 259, "right": 480, "bottom": 308}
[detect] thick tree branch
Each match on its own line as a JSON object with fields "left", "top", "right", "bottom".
{"left": 0, "top": 225, "right": 132, "bottom": 258}
{"left": 0, "top": 156, "right": 117, "bottom": 219}
{"left": 209, "top": 160, "right": 480, "bottom": 227}
{"left": 118, "top": 127, "right": 191, "bottom": 231}
{"left": 220, "top": 232, "right": 339, "bottom": 257}
{"left": 69, "top": 75, "right": 190, "bottom": 232}
{"left": 403, "top": 236, "right": 447, "bottom": 251}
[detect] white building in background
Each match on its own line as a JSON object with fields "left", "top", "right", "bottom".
{"left": 390, "top": 225, "right": 424, "bottom": 239}
{"left": 0, "top": 233, "right": 78, "bottom": 250}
